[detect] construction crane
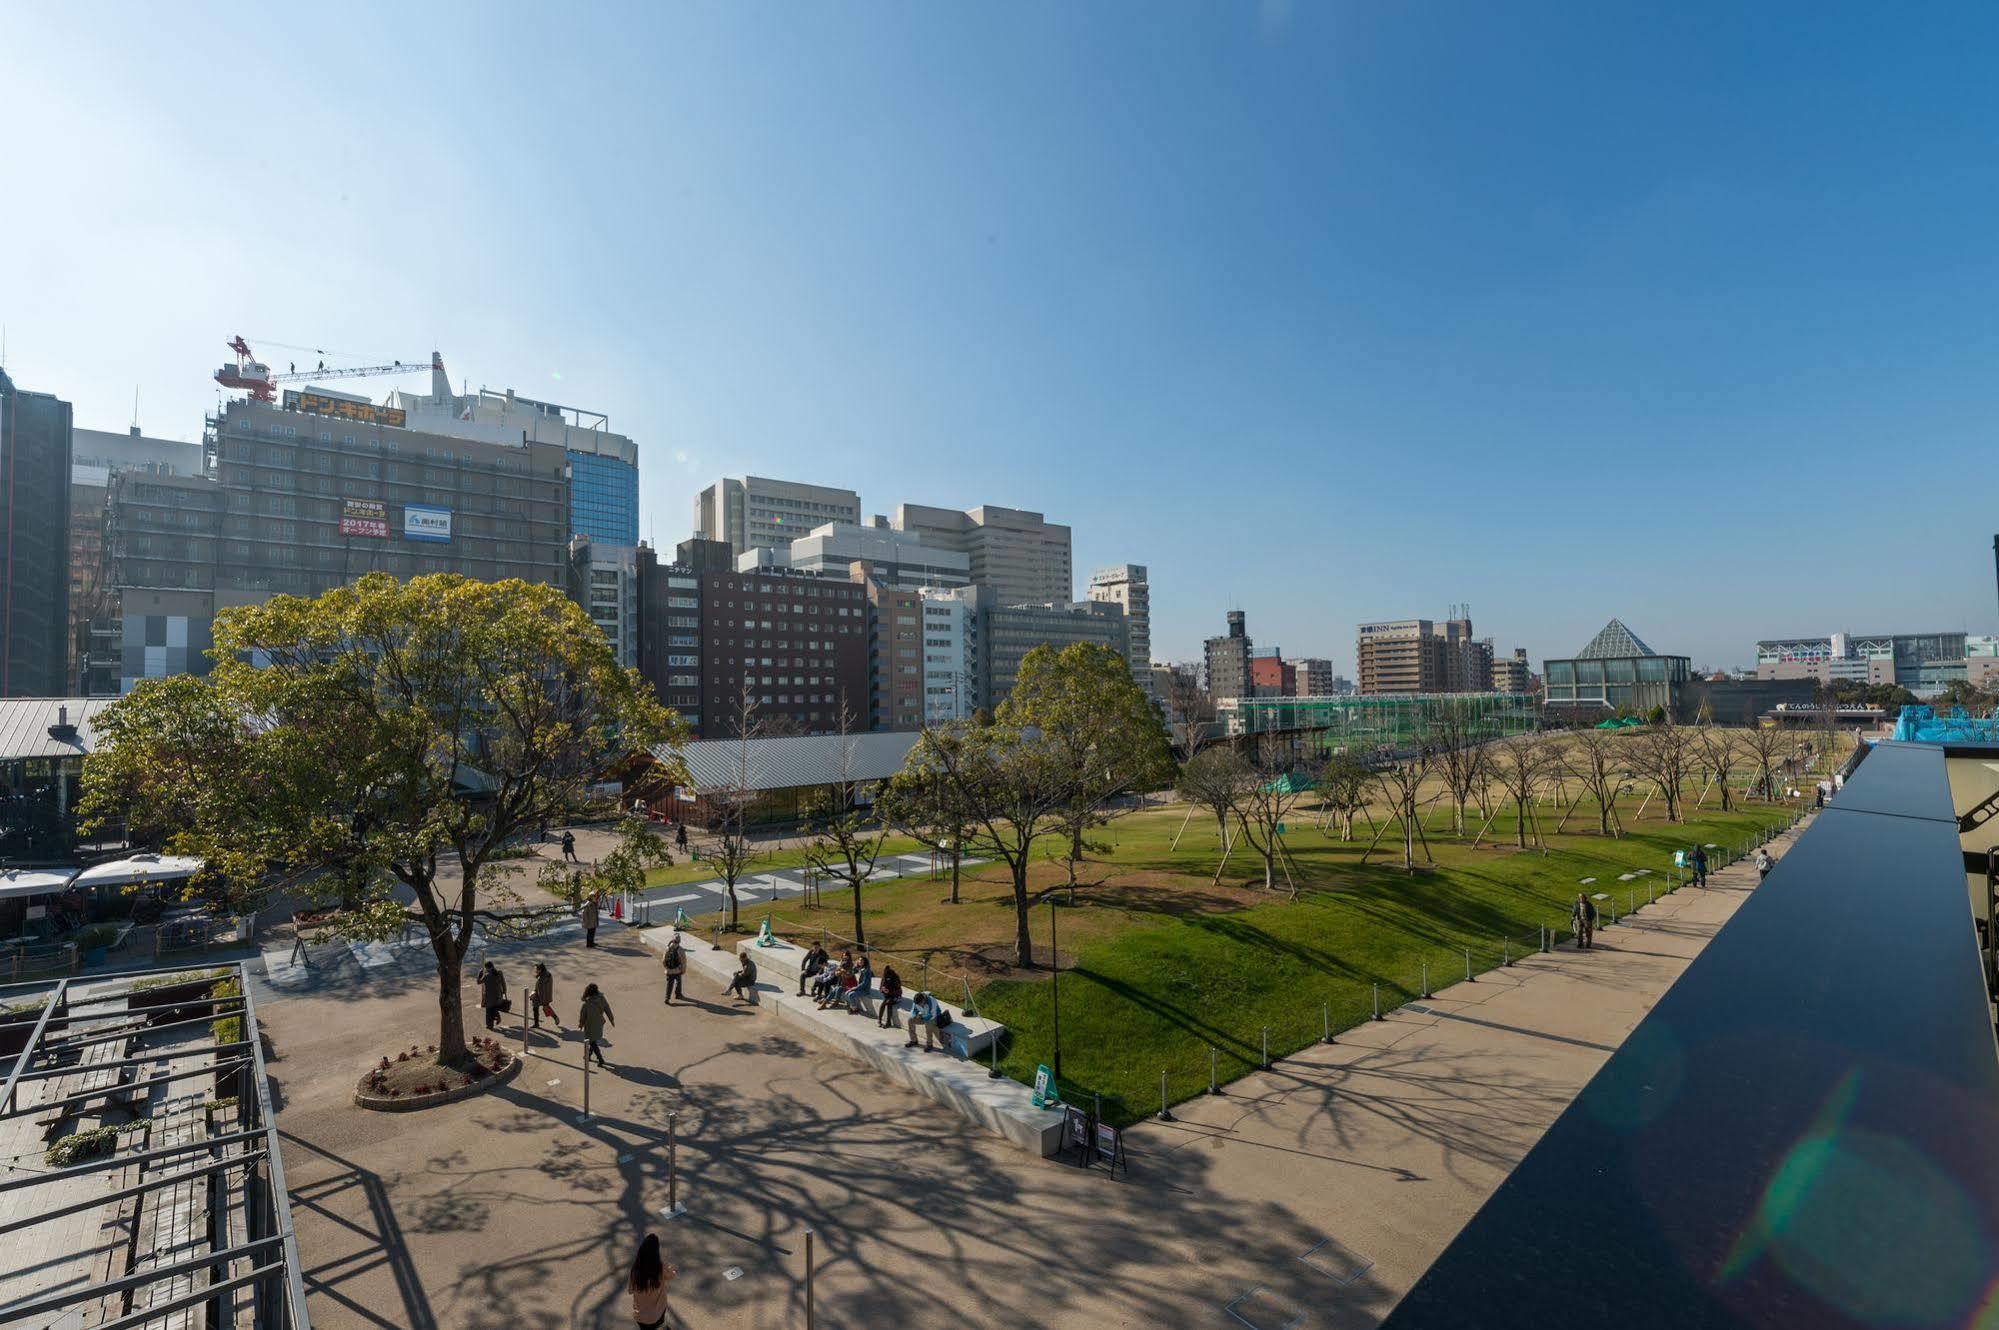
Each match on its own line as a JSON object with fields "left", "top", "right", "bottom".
{"left": 214, "top": 335, "right": 443, "bottom": 403}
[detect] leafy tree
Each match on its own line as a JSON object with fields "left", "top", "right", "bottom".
{"left": 877, "top": 726, "right": 978, "bottom": 905}
{"left": 79, "top": 573, "right": 682, "bottom": 1070}
{"left": 1000, "top": 643, "right": 1173, "bottom": 900}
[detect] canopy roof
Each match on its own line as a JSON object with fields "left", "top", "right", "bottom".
{"left": 0, "top": 868, "right": 80, "bottom": 900}
{"left": 71, "top": 853, "right": 205, "bottom": 888}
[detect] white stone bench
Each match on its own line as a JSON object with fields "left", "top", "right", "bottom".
{"left": 639, "top": 928, "right": 1061, "bottom": 1157}
{"left": 722, "top": 937, "right": 1002, "bottom": 1056}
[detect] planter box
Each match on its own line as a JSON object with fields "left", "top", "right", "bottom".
{"left": 128, "top": 976, "right": 225, "bottom": 1026}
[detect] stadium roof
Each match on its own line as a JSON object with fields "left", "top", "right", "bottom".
{"left": 652, "top": 732, "right": 920, "bottom": 793}
{"left": 1573, "top": 618, "right": 1657, "bottom": 660}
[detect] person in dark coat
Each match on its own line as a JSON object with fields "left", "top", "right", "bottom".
{"left": 579, "top": 983, "right": 614, "bottom": 1068}
{"left": 725, "top": 952, "right": 758, "bottom": 1003}
{"left": 581, "top": 894, "right": 600, "bottom": 948}
{"left": 674, "top": 823, "right": 688, "bottom": 851}
{"left": 661, "top": 934, "right": 686, "bottom": 1004}
{"left": 562, "top": 830, "right": 579, "bottom": 863}
{"left": 796, "top": 941, "right": 830, "bottom": 996}
{"left": 1690, "top": 845, "right": 1708, "bottom": 888}
{"left": 877, "top": 963, "right": 903, "bottom": 1029}
{"left": 477, "top": 961, "right": 508, "bottom": 1029}
{"left": 531, "top": 962, "right": 556, "bottom": 1029}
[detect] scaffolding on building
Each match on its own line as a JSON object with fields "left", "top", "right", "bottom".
{"left": 1217, "top": 692, "right": 1541, "bottom": 752}
{"left": 1890, "top": 705, "right": 1999, "bottom": 745}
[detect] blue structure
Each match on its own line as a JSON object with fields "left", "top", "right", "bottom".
{"left": 568, "top": 449, "right": 639, "bottom": 545}
{"left": 1889, "top": 704, "right": 1999, "bottom": 744}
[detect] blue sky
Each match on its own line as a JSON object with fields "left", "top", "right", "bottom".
{"left": 3, "top": 2, "right": 1996, "bottom": 672}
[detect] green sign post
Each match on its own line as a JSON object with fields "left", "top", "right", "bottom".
{"left": 1032, "top": 1063, "right": 1057, "bottom": 1108}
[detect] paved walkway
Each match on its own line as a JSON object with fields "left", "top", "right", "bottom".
{"left": 255, "top": 815, "right": 1811, "bottom": 1328}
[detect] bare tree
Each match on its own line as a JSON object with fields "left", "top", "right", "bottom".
{"left": 1561, "top": 727, "right": 1626, "bottom": 837}
{"left": 1630, "top": 719, "right": 1695, "bottom": 823}
{"left": 1362, "top": 741, "right": 1436, "bottom": 872}
{"left": 704, "top": 682, "right": 767, "bottom": 932}
{"left": 1161, "top": 667, "right": 1216, "bottom": 764}
{"left": 1693, "top": 725, "right": 1741, "bottom": 812}
{"left": 1488, "top": 734, "right": 1554, "bottom": 849}
{"left": 1177, "top": 746, "right": 1245, "bottom": 856}
{"left": 1314, "top": 750, "right": 1373, "bottom": 842}
{"left": 1226, "top": 745, "right": 1319, "bottom": 896}
{"left": 1740, "top": 724, "right": 1788, "bottom": 802}
{"left": 803, "top": 700, "right": 889, "bottom": 945}
{"left": 1431, "top": 702, "right": 1492, "bottom": 837}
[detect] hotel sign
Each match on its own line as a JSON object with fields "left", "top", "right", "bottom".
{"left": 339, "top": 498, "right": 388, "bottom": 538}
{"left": 282, "top": 389, "right": 406, "bottom": 429}
{"left": 403, "top": 504, "right": 452, "bottom": 543}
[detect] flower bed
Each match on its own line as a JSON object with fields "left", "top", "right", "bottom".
{"left": 353, "top": 1037, "right": 521, "bottom": 1111}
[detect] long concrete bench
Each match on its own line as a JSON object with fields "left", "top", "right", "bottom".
{"left": 722, "top": 937, "right": 1004, "bottom": 1056}
{"left": 640, "top": 928, "right": 1063, "bottom": 1157}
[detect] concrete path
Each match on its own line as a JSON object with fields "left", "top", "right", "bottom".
{"left": 625, "top": 853, "right": 982, "bottom": 928}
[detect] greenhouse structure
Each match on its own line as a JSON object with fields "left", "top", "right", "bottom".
{"left": 1217, "top": 692, "right": 1541, "bottom": 754}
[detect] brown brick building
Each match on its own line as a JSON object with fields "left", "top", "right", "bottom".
{"left": 695, "top": 566, "right": 868, "bottom": 737}
{"left": 854, "top": 565, "right": 924, "bottom": 731}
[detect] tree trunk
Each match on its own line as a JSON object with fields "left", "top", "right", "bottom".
{"left": 1402, "top": 800, "right": 1416, "bottom": 873}
{"left": 850, "top": 861, "right": 866, "bottom": 946}
{"left": 1011, "top": 860, "right": 1034, "bottom": 969}
{"left": 949, "top": 846, "right": 961, "bottom": 905}
{"left": 435, "top": 948, "right": 469, "bottom": 1066}
{"left": 724, "top": 878, "right": 739, "bottom": 930}
{"left": 1262, "top": 845, "right": 1277, "bottom": 891}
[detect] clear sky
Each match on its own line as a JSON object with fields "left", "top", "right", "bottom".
{"left": 4, "top": 2, "right": 1996, "bottom": 673}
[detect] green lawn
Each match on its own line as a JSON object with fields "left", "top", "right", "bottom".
{"left": 740, "top": 785, "right": 1814, "bottom": 1127}
{"left": 642, "top": 835, "right": 931, "bottom": 888}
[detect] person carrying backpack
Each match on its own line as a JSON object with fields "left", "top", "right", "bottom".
{"left": 662, "top": 934, "right": 686, "bottom": 1004}
{"left": 1571, "top": 893, "right": 1597, "bottom": 950}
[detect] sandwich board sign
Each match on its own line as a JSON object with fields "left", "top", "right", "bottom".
{"left": 1032, "top": 1063, "right": 1057, "bottom": 1108}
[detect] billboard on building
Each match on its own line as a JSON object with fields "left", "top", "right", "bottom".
{"left": 339, "top": 498, "right": 388, "bottom": 538}
{"left": 403, "top": 504, "right": 452, "bottom": 543}
{"left": 282, "top": 389, "right": 407, "bottom": 429}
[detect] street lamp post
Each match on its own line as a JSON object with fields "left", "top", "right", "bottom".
{"left": 1049, "top": 898, "right": 1061, "bottom": 1082}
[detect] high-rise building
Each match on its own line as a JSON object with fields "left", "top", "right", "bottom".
{"left": 0, "top": 371, "right": 74, "bottom": 696}
{"left": 694, "top": 476, "right": 862, "bottom": 557}
{"left": 693, "top": 566, "right": 868, "bottom": 738}
{"left": 891, "top": 504, "right": 1073, "bottom": 606}
{"left": 1490, "top": 648, "right": 1532, "bottom": 694}
{"left": 568, "top": 538, "right": 640, "bottom": 668}
{"left": 853, "top": 567, "right": 924, "bottom": 732}
{"left": 1357, "top": 617, "right": 1492, "bottom": 694}
{"left": 68, "top": 427, "right": 207, "bottom": 695}
{"left": 104, "top": 394, "right": 570, "bottom": 693}
{"left": 918, "top": 591, "right": 972, "bottom": 724}
{"left": 974, "top": 592, "right": 1126, "bottom": 710}
{"left": 636, "top": 543, "right": 704, "bottom": 733}
{"left": 1250, "top": 651, "right": 1296, "bottom": 696}
{"left": 1203, "top": 610, "right": 1253, "bottom": 701}
{"left": 1289, "top": 657, "right": 1338, "bottom": 696}
{"left": 753, "top": 521, "right": 972, "bottom": 589}
{"left": 1088, "top": 564, "right": 1153, "bottom": 697}
{"left": 388, "top": 377, "right": 640, "bottom": 546}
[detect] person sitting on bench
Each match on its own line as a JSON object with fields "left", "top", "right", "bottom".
{"left": 877, "top": 963, "right": 903, "bottom": 1029}
{"left": 843, "top": 954, "right": 874, "bottom": 1016}
{"left": 797, "top": 941, "right": 831, "bottom": 996}
{"left": 812, "top": 952, "right": 852, "bottom": 1005}
{"left": 725, "top": 952, "right": 758, "bottom": 1003}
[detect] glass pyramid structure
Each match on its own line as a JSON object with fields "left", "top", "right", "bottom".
{"left": 1575, "top": 618, "right": 1656, "bottom": 660}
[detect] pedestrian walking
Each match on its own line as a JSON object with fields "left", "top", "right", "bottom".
{"left": 674, "top": 823, "right": 688, "bottom": 852}
{"left": 562, "top": 830, "right": 579, "bottom": 863}
{"left": 477, "top": 960, "right": 509, "bottom": 1029}
{"left": 877, "top": 962, "right": 903, "bottom": 1029}
{"left": 582, "top": 894, "right": 600, "bottom": 948}
{"left": 1571, "top": 893, "right": 1597, "bottom": 950}
{"left": 579, "top": 983, "right": 615, "bottom": 1068}
{"left": 628, "top": 1231, "right": 675, "bottom": 1330}
{"left": 1755, "top": 848, "right": 1773, "bottom": 883}
{"left": 531, "top": 962, "right": 557, "bottom": 1029}
{"left": 661, "top": 933, "right": 686, "bottom": 1004}
{"left": 1690, "top": 845, "right": 1708, "bottom": 888}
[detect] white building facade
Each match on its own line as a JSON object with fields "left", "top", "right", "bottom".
{"left": 1088, "top": 563, "right": 1153, "bottom": 697}
{"left": 694, "top": 476, "right": 862, "bottom": 557}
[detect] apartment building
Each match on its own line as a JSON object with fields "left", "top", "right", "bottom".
{"left": 0, "top": 370, "right": 73, "bottom": 696}
{"left": 1289, "top": 657, "right": 1339, "bottom": 696}
{"left": 1088, "top": 564, "right": 1153, "bottom": 697}
{"left": 1203, "top": 610, "right": 1253, "bottom": 701}
{"left": 692, "top": 566, "right": 868, "bottom": 738}
{"left": 854, "top": 566, "right": 925, "bottom": 732}
{"left": 636, "top": 542, "right": 705, "bottom": 733}
{"left": 891, "top": 503, "right": 1073, "bottom": 606}
{"left": 1356, "top": 617, "right": 1492, "bottom": 694}
{"left": 694, "top": 476, "right": 862, "bottom": 557}
{"left": 1490, "top": 648, "right": 1532, "bottom": 694}
{"left": 919, "top": 592, "right": 972, "bottom": 724}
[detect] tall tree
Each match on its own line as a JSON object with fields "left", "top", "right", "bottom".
{"left": 703, "top": 682, "right": 767, "bottom": 931}
{"left": 1431, "top": 702, "right": 1492, "bottom": 837}
{"left": 1160, "top": 667, "right": 1216, "bottom": 764}
{"left": 1693, "top": 725, "right": 1741, "bottom": 812}
{"left": 1561, "top": 727, "right": 1626, "bottom": 837}
{"left": 1740, "top": 724, "right": 1789, "bottom": 801}
{"left": 1630, "top": 718, "right": 1694, "bottom": 822}
{"left": 1314, "top": 750, "right": 1373, "bottom": 843}
{"left": 1365, "top": 742, "right": 1435, "bottom": 873}
{"left": 877, "top": 723, "right": 977, "bottom": 905}
{"left": 1177, "top": 746, "right": 1246, "bottom": 851}
{"left": 1226, "top": 745, "right": 1318, "bottom": 895}
{"left": 1000, "top": 643, "right": 1173, "bottom": 900}
{"left": 1488, "top": 734, "right": 1554, "bottom": 849}
{"left": 80, "top": 573, "right": 681, "bottom": 1069}
{"left": 802, "top": 702, "right": 888, "bottom": 944}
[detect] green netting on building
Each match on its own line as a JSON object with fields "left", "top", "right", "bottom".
{"left": 1221, "top": 692, "right": 1541, "bottom": 751}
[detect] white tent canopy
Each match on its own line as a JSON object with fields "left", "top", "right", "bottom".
{"left": 71, "top": 853, "right": 204, "bottom": 890}
{"left": 0, "top": 869, "right": 80, "bottom": 901}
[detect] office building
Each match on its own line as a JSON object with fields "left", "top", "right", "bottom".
{"left": 69, "top": 426, "right": 208, "bottom": 695}
{"left": 1088, "top": 564, "right": 1153, "bottom": 697}
{"left": 636, "top": 543, "right": 704, "bottom": 733}
{"left": 853, "top": 568, "right": 924, "bottom": 732}
{"left": 977, "top": 592, "right": 1126, "bottom": 710}
{"left": 104, "top": 394, "right": 570, "bottom": 692}
{"left": 919, "top": 591, "right": 972, "bottom": 724}
{"left": 891, "top": 503, "right": 1073, "bottom": 606}
{"left": 1289, "top": 657, "right": 1340, "bottom": 697}
{"left": 1754, "top": 631, "right": 1974, "bottom": 697}
{"left": 1250, "top": 651, "right": 1295, "bottom": 696}
{"left": 1489, "top": 648, "right": 1532, "bottom": 694}
{"left": 0, "top": 371, "right": 73, "bottom": 696}
{"left": 568, "top": 538, "right": 640, "bottom": 669}
{"left": 1205, "top": 610, "right": 1254, "bottom": 701}
{"left": 754, "top": 521, "right": 972, "bottom": 589}
{"left": 1357, "top": 617, "right": 1491, "bottom": 695}
{"left": 1542, "top": 618, "right": 1691, "bottom": 717}
{"left": 694, "top": 476, "right": 862, "bottom": 557}
{"left": 692, "top": 566, "right": 869, "bottom": 738}
{"left": 390, "top": 375, "right": 640, "bottom": 546}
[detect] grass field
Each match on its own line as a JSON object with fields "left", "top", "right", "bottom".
{"left": 640, "top": 835, "right": 930, "bottom": 888}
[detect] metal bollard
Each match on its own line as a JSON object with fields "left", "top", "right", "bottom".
{"left": 1372, "top": 982, "right": 1380, "bottom": 1020}
{"left": 1157, "top": 1069, "right": 1174, "bottom": 1122}
{"left": 578, "top": 1050, "right": 591, "bottom": 1124}
{"left": 1504, "top": 936, "right": 1511, "bottom": 966}
{"left": 1262, "top": 1026, "right": 1270, "bottom": 1069}
{"left": 804, "top": 1227, "right": 816, "bottom": 1330}
{"left": 1322, "top": 1001, "right": 1333, "bottom": 1043}
{"left": 1209, "top": 1044, "right": 1220, "bottom": 1094}
{"left": 988, "top": 1021, "right": 1001, "bottom": 1080}
{"left": 1648, "top": 880, "right": 1654, "bottom": 905}
{"left": 1464, "top": 948, "right": 1473, "bottom": 983}
{"left": 1628, "top": 890, "right": 1635, "bottom": 918}
{"left": 1421, "top": 959, "right": 1430, "bottom": 998}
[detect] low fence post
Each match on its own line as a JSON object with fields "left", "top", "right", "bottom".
{"left": 1322, "top": 1001, "right": 1332, "bottom": 1043}
{"left": 1464, "top": 948, "right": 1473, "bottom": 983}
{"left": 578, "top": 1050, "right": 591, "bottom": 1125}
{"left": 1421, "top": 959, "right": 1430, "bottom": 998}
{"left": 1262, "top": 1026, "right": 1270, "bottom": 1069}
{"left": 1157, "top": 1070, "right": 1174, "bottom": 1122}
{"left": 1648, "top": 880, "right": 1655, "bottom": 906}
{"left": 1372, "top": 982, "right": 1380, "bottom": 1021}
{"left": 1504, "top": 936, "right": 1511, "bottom": 966}
{"left": 804, "top": 1227, "right": 816, "bottom": 1330}
{"left": 1209, "top": 1044, "right": 1219, "bottom": 1094}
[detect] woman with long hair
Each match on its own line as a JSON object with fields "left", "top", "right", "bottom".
{"left": 629, "top": 1231, "right": 674, "bottom": 1328}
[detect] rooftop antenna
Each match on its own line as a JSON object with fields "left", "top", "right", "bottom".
{"left": 132, "top": 385, "right": 140, "bottom": 432}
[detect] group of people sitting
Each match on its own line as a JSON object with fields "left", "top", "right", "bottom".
{"left": 795, "top": 941, "right": 958, "bottom": 1052}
